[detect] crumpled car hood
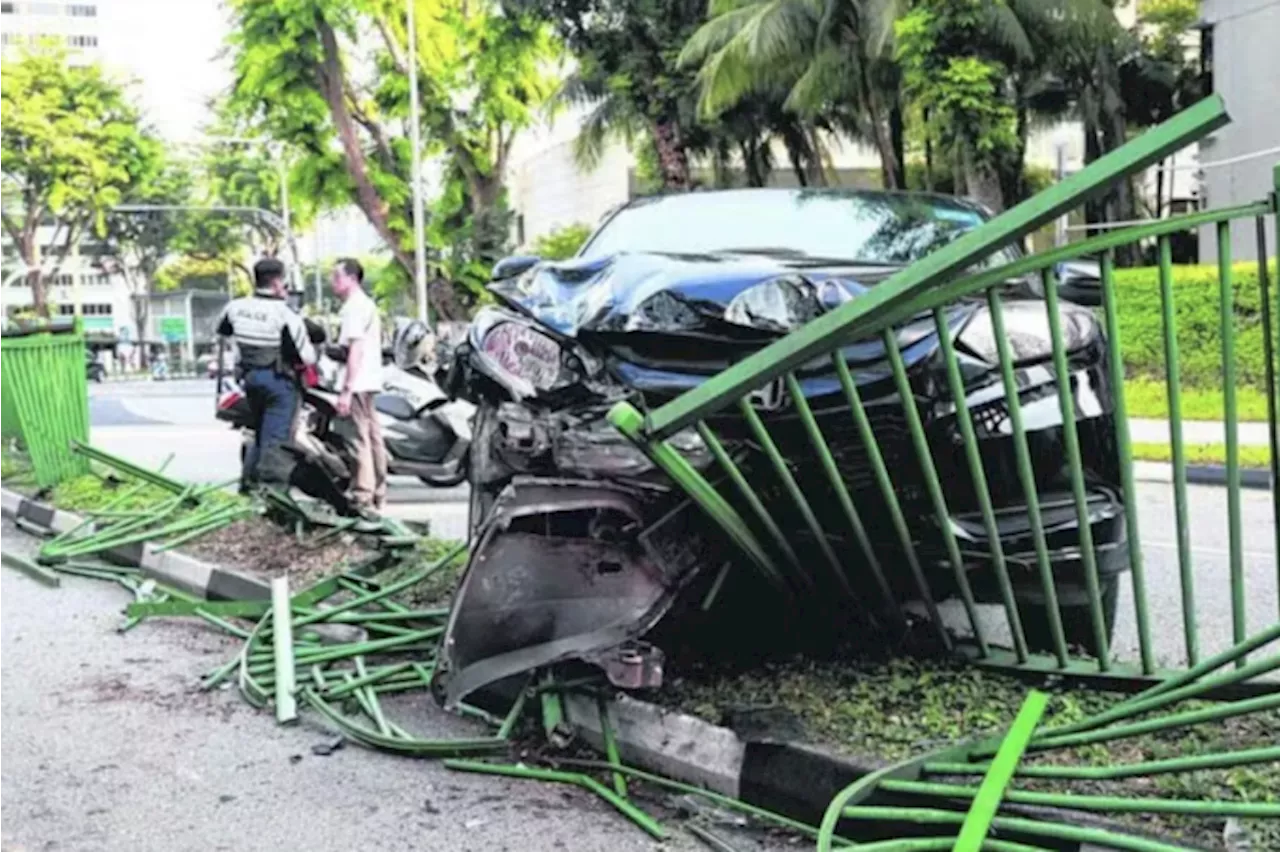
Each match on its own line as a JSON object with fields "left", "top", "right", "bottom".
{"left": 490, "top": 251, "right": 897, "bottom": 338}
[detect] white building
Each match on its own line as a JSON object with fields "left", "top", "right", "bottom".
{"left": 0, "top": 0, "right": 101, "bottom": 60}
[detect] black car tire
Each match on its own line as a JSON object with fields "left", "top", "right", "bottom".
{"left": 1018, "top": 575, "right": 1120, "bottom": 660}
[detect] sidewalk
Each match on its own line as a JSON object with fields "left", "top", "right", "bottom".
{"left": 1129, "top": 418, "right": 1271, "bottom": 447}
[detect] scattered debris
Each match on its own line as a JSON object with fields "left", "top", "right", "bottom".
{"left": 310, "top": 737, "right": 345, "bottom": 757}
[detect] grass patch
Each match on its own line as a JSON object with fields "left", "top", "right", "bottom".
{"left": 1131, "top": 441, "right": 1271, "bottom": 469}
{"left": 371, "top": 536, "right": 469, "bottom": 609}
{"left": 664, "top": 655, "right": 1280, "bottom": 849}
{"left": 1124, "top": 377, "right": 1270, "bottom": 423}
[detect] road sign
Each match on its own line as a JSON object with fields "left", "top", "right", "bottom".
{"left": 160, "top": 316, "right": 188, "bottom": 342}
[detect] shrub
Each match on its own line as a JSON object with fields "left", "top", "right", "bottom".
{"left": 1112, "top": 260, "right": 1278, "bottom": 390}
{"left": 530, "top": 222, "right": 593, "bottom": 261}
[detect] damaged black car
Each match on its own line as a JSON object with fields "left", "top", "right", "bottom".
{"left": 434, "top": 188, "right": 1127, "bottom": 708}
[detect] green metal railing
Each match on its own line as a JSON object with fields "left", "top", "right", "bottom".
{"left": 1, "top": 319, "right": 91, "bottom": 485}
{"left": 609, "top": 94, "right": 1280, "bottom": 680}
{"left": 814, "top": 628, "right": 1280, "bottom": 851}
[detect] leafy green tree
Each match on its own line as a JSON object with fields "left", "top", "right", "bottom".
{"left": 96, "top": 157, "right": 194, "bottom": 364}
{"left": 519, "top": 0, "right": 713, "bottom": 190}
{"left": 224, "top": 0, "right": 556, "bottom": 318}
{"left": 680, "top": 0, "right": 906, "bottom": 189}
{"left": 1, "top": 49, "right": 162, "bottom": 315}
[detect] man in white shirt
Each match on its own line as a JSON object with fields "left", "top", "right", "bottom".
{"left": 332, "top": 258, "right": 388, "bottom": 511}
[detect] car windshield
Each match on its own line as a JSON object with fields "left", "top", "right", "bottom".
{"left": 578, "top": 190, "right": 1002, "bottom": 265}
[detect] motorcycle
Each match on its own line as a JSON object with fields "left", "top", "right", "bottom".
{"left": 214, "top": 320, "right": 472, "bottom": 513}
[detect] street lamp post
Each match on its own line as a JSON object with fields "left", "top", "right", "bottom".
{"left": 406, "top": 0, "right": 431, "bottom": 329}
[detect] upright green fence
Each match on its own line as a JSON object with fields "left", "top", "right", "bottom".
{"left": 609, "top": 94, "right": 1280, "bottom": 683}
{"left": 1, "top": 319, "right": 91, "bottom": 485}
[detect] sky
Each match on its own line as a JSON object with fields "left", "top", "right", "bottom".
{"left": 98, "top": 0, "right": 232, "bottom": 142}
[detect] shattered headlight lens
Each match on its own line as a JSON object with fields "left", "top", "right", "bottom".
{"left": 724, "top": 275, "right": 847, "bottom": 333}
{"left": 958, "top": 300, "right": 1098, "bottom": 365}
{"left": 473, "top": 310, "right": 563, "bottom": 398}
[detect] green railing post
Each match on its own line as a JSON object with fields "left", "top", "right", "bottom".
{"left": 1157, "top": 235, "right": 1198, "bottom": 665}
{"left": 1100, "top": 251, "right": 1156, "bottom": 674}
{"left": 1217, "top": 221, "right": 1246, "bottom": 660}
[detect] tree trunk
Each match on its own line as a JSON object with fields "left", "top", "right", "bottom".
{"left": 20, "top": 228, "right": 47, "bottom": 317}
{"left": 889, "top": 97, "right": 906, "bottom": 190}
{"left": 962, "top": 146, "right": 1004, "bottom": 214}
{"left": 923, "top": 107, "right": 934, "bottom": 192}
{"left": 314, "top": 15, "right": 417, "bottom": 286}
{"left": 650, "top": 119, "right": 691, "bottom": 191}
{"left": 1082, "top": 114, "right": 1106, "bottom": 237}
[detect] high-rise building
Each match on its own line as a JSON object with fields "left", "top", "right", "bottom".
{"left": 1, "top": 1, "right": 102, "bottom": 62}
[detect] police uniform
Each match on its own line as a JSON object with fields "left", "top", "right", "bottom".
{"left": 216, "top": 289, "right": 317, "bottom": 489}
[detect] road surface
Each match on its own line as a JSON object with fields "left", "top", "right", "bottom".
{"left": 0, "top": 520, "right": 717, "bottom": 852}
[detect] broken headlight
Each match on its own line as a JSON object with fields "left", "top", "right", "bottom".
{"left": 723, "top": 275, "right": 854, "bottom": 333}
{"left": 958, "top": 299, "right": 1098, "bottom": 365}
{"left": 472, "top": 308, "right": 564, "bottom": 398}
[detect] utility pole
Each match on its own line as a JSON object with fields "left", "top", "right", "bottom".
{"left": 406, "top": 0, "right": 431, "bottom": 329}
{"left": 313, "top": 228, "right": 323, "bottom": 311}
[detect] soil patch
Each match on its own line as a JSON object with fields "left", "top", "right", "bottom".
{"left": 183, "top": 515, "right": 377, "bottom": 584}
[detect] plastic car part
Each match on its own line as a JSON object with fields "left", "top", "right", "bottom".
{"left": 434, "top": 477, "right": 703, "bottom": 708}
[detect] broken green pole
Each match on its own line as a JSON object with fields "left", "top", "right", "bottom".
{"left": 1, "top": 550, "right": 61, "bottom": 587}
{"left": 270, "top": 577, "right": 298, "bottom": 723}
{"left": 952, "top": 690, "right": 1048, "bottom": 852}
{"left": 443, "top": 760, "right": 667, "bottom": 841}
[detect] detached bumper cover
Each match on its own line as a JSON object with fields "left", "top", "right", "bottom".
{"left": 433, "top": 478, "right": 708, "bottom": 707}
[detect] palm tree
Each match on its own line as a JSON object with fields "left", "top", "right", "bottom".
{"left": 682, "top": 0, "right": 1119, "bottom": 209}
{"left": 681, "top": 0, "right": 906, "bottom": 189}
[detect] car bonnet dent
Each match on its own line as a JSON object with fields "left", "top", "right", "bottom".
{"left": 434, "top": 478, "right": 706, "bottom": 708}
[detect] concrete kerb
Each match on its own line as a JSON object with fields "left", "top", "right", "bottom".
{"left": 1, "top": 485, "right": 270, "bottom": 599}
{"left": 0, "top": 487, "right": 375, "bottom": 643}
{"left": 1134, "top": 460, "right": 1271, "bottom": 489}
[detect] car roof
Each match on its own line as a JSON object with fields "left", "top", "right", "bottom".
{"left": 614, "top": 187, "right": 993, "bottom": 218}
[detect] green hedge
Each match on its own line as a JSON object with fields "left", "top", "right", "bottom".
{"left": 1112, "top": 260, "right": 1278, "bottom": 390}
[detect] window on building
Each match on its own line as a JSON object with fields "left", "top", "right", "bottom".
{"left": 1, "top": 3, "right": 17, "bottom": 15}
{"left": 67, "top": 3, "right": 96, "bottom": 16}
{"left": 57, "top": 303, "right": 112, "bottom": 316}
{"left": 1, "top": 32, "right": 22, "bottom": 45}
{"left": 66, "top": 34, "right": 98, "bottom": 47}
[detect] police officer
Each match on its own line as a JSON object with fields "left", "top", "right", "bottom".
{"left": 216, "top": 258, "right": 317, "bottom": 492}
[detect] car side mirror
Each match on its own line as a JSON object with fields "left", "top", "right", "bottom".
{"left": 492, "top": 255, "right": 540, "bottom": 281}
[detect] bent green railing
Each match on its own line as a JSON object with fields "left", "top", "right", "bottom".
{"left": 1, "top": 319, "right": 91, "bottom": 485}
{"left": 609, "top": 94, "right": 1280, "bottom": 680}
{"left": 814, "top": 628, "right": 1280, "bottom": 851}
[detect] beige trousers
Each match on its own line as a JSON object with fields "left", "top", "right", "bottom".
{"left": 350, "top": 392, "right": 388, "bottom": 508}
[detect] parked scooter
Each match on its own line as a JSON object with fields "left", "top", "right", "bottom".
{"left": 215, "top": 319, "right": 472, "bottom": 514}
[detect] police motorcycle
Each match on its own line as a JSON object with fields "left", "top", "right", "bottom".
{"left": 215, "top": 317, "right": 472, "bottom": 513}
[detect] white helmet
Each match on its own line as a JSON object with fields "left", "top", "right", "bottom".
{"left": 393, "top": 318, "right": 433, "bottom": 369}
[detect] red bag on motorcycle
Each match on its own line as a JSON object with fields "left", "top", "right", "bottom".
{"left": 300, "top": 364, "right": 319, "bottom": 388}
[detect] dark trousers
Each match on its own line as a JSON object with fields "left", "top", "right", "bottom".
{"left": 242, "top": 367, "right": 299, "bottom": 488}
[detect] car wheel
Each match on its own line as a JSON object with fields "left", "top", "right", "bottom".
{"left": 1018, "top": 575, "right": 1120, "bottom": 659}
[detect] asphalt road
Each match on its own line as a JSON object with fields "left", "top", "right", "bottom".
{"left": 87, "top": 379, "right": 1279, "bottom": 669}
{"left": 0, "top": 520, "right": 721, "bottom": 852}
